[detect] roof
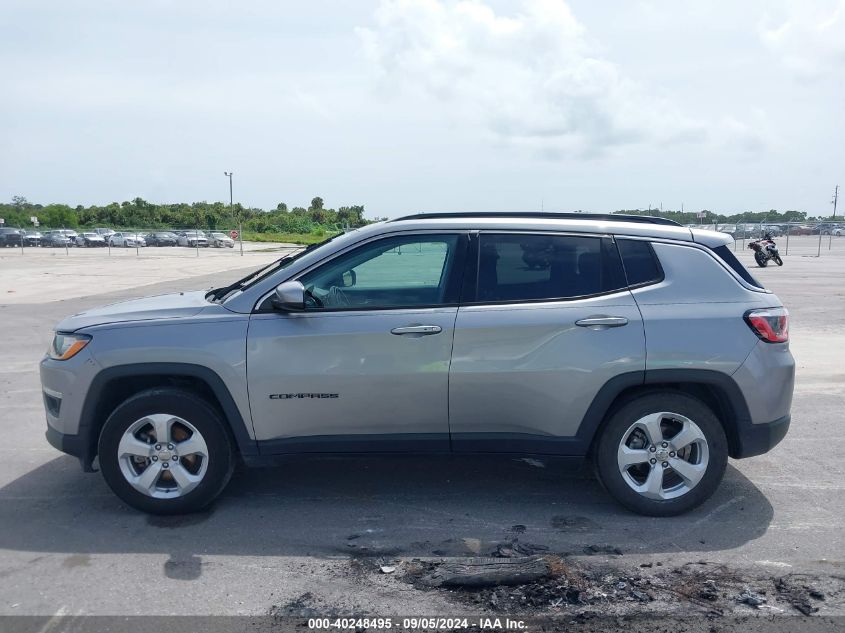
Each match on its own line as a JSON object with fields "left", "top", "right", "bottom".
{"left": 380, "top": 211, "right": 733, "bottom": 248}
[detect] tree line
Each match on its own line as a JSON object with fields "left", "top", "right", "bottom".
{"left": 0, "top": 196, "right": 371, "bottom": 233}
{"left": 0, "top": 196, "right": 834, "bottom": 233}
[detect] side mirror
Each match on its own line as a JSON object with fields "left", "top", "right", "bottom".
{"left": 272, "top": 281, "right": 306, "bottom": 311}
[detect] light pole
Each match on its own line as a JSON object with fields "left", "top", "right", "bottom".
{"left": 224, "top": 171, "right": 243, "bottom": 255}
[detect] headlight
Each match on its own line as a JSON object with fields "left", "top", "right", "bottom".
{"left": 49, "top": 332, "right": 91, "bottom": 360}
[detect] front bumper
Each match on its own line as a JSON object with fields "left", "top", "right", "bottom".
{"left": 733, "top": 414, "right": 790, "bottom": 458}
{"left": 45, "top": 426, "right": 96, "bottom": 472}
{"left": 40, "top": 349, "right": 101, "bottom": 471}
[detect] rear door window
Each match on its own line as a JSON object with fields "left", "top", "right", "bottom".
{"left": 476, "top": 234, "right": 626, "bottom": 302}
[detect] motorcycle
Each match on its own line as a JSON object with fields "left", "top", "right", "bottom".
{"left": 748, "top": 233, "right": 783, "bottom": 267}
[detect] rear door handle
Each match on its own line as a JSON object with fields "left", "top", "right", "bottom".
{"left": 390, "top": 325, "right": 443, "bottom": 335}
{"left": 575, "top": 316, "right": 629, "bottom": 329}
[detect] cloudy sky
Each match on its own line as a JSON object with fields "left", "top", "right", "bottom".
{"left": 2, "top": 0, "right": 843, "bottom": 218}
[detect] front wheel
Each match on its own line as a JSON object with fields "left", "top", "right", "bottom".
{"left": 754, "top": 251, "right": 768, "bottom": 267}
{"left": 594, "top": 392, "right": 728, "bottom": 516}
{"left": 774, "top": 254, "right": 783, "bottom": 266}
{"left": 98, "top": 388, "right": 235, "bottom": 514}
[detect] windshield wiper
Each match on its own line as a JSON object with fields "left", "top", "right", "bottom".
{"left": 208, "top": 254, "right": 297, "bottom": 302}
{"left": 207, "top": 233, "right": 343, "bottom": 302}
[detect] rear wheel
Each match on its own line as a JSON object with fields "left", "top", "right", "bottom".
{"left": 754, "top": 251, "right": 768, "bottom": 267}
{"left": 98, "top": 388, "right": 235, "bottom": 514}
{"left": 594, "top": 392, "right": 728, "bottom": 516}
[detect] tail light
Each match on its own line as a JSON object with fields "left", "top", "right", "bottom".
{"left": 744, "top": 307, "right": 789, "bottom": 343}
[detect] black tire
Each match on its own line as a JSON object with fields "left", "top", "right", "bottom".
{"left": 98, "top": 387, "right": 235, "bottom": 515}
{"left": 774, "top": 255, "right": 783, "bottom": 266}
{"left": 594, "top": 392, "right": 728, "bottom": 517}
{"left": 754, "top": 251, "right": 768, "bottom": 267}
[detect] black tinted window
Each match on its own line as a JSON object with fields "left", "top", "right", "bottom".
{"left": 712, "top": 245, "right": 764, "bottom": 289}
{"left": 616, "top": 239, "right": 663, "bottom": 286}
{"left": 477, "top": 234, "right": 625, "bottom": 302}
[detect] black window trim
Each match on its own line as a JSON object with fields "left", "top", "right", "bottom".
{"left": 462, "top": 230, "right": 632, "bottom": 307}
{"left": 254, "top": 230, "right": 471, "bottom": 313}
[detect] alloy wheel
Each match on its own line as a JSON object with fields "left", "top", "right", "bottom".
{"left": 117, "top": 414, "right": 209, "bottom": 499}
{"left": 616, "top": 412, "right": 709, "bottom": 500}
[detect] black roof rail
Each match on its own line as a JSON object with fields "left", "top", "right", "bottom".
{"left": 390, "top": 212, "right": 681, "bottom": 227}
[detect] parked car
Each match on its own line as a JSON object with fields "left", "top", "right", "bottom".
{"left": 737, "top": 224, "right": 760, "bottom": 239}
{"left": 42, "top": 231, "right": 73, "bottom": 248}
{"left": 109, "top": 232, "right": 147, "bottom": 247}
{"left": 717, "top": 224, "right": 759, "bottom": 240}
{"left": 75, "top": 232, "right": 107, "bottom": 247}
{"left": 833, "top": 227, "right": 844, "bottom": 237}
{"left": 23, "top": 230, "right": 43, "bottom": 246}
{"left": 57, "top": 229, "right": 79, "bottom": 242}
{"left": 0, "top": 227, "right": 25, "bottom": 247}
{"left": 209, "top": 232, "right": 235, "bottom": 248}
{"left": 94, "top": 228, "right": 116, "bottom": 238}
{"left": 760, "top": 225, "right": 782, "bottom": 237}
{"left": 145, "top": 232, "right": 178, "bottom": 247}
{"left": 789, "top": 225, "right": 816, "bottom": 235}
{"left": 42, "top": 212, "right": 794, "bottom": 517}
{"left": 176, "top": 230, "right": 209, "bottom": 247}
{"left": 814, "top": 223, "right": 842, "bottom": 235}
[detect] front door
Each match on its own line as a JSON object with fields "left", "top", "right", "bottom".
{"left": 449, "top": 232, "right": 646, "bottom": 454}
{"left": 247, "top": 232, "right": 467, "bottom": 453}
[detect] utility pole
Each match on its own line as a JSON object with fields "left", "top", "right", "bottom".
{"left": 224, "top": 171, "right": 243, "bottom": 256}
{"left": 829, "top": 185, "right": 839, "bottom": 250}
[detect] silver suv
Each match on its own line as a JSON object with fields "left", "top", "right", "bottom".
{"left": 40, "top": 213, "right": 794, "bottom": 516}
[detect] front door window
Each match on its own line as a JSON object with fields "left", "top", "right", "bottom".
{"left": 299, "top": 234, "right": 461, "bottom": 310}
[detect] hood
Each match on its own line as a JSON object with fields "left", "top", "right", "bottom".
{"left": 56, "top": 290, "right": 210, "bottom": 332}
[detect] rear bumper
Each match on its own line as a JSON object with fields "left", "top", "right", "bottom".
{"left": 733, "top": 414, "right": 790, "bottom": 458}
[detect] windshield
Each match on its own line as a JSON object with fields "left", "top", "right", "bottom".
{"left": 207, "top": 233, "right": 344, "bottom": 303}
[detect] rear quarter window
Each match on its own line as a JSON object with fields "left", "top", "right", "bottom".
{"left": 711, "top": 245, "right": 765, "bottom": 289}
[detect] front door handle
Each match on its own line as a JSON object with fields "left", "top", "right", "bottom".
{"left": 390, "top": 325, "right": 443, "bottom": 335}
{"left": 575, "top": 316, "right": 629, "bottom": 329}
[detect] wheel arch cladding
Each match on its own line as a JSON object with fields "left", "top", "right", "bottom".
{"left": 583, "top": 369, "right": 751, "bottom": 459}
{"left": 79, "top": 363, "right": 258, "bottom": 468}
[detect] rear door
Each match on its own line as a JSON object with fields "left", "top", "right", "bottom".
{"left": 449, "top": 232, "right": 645, "bottom": 454}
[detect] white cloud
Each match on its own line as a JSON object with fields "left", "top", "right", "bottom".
{"left": 761, "top": 0, "right": 845, "bottom": 78}
{"left": 357, "top": 0, "right": 722, "bottom": 157}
